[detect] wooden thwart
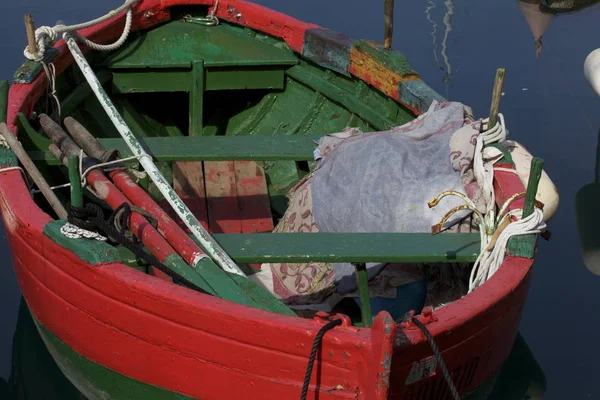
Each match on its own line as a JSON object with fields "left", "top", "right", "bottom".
{"left": 209, "top": 232, "right": 481, "bottom": 264}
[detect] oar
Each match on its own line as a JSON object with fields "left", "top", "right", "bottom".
{"left": 575, "top": 49, "right": 600, "bottom": 274}
{"left": 39, "top": 114, "right": 222, "bottom": 295}
{"left": 62, "top": 32, "right": 245, "bottom": 277}
{"left": 62, "top": 116, "right": 295, "bottom": 316}
{"left": 0, "top": 122, "right": 68, "bottom": 220}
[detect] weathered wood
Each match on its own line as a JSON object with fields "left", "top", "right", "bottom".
{"left": 103, "top": 21, "right": 298, "bottom": 69}
{"left": 384, "top": 0, "right": 395, "bottom": 49}
{"left": 0, "top": 122, "right": 67, "bottom": 220}
{"left": 286, "top": 65, "right": 394, "bottom": 130}
{"left": 24, "top": 15, "right": 37, "bottom": 58}
{"left": 172, "top": 161, "right": 209, "bottom": 231}
{"left": 522, "top": 157, "right": 544, "bottom": 219}
{"left": 234, "top": 161, "right": 273, "bottom": 234}
{"left": 301, "top": 28, "right": 352, "bottom": 76}
{"left": 207, "top": 232, "right": 481, "bottom": 264}
{"left": 488, "top": 68, "right": 505, "bottom": 129}
{"left": 43, "top": 221, "right": 122, "bottom": 264}
{"left": 205, "top": 161, "right": 242, "bottom": 234}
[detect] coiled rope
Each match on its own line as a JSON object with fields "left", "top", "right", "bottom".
{"left": 23, "top": 0, "right": 139, "bottom": 62}
{"left": 430, "top": 114, "right": 546, "bottom": 292}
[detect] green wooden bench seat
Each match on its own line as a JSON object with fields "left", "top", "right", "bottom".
{"left": 28, "top": 135, "right": 322, "bottom": 164}
{"left": 211, "top": 232, "right": 481, "bottom": 264}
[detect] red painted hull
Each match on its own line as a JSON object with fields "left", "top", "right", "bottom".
{"left": 2, "top": 1, "right": 537, "bottom": 398}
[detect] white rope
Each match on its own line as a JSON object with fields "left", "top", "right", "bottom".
{"left": 430, "top": 113, "right": 545, "bottom": 292}
{"left": 23, "top": 0, "right": 139, "bottom": 62}
{"left": 468, "top": 208, "right": 545, "bottom": 292}
{"left": 60, "top": 222, "right": 107, "bottom": 241}
{"left": 41, "top": 61, "right": 61, "bottom": 119}
{"left": 79, "top": 150, "right": 150, "bottom": 188}
{"left": 31, "top": 182, "right": 70, "bottom": 195}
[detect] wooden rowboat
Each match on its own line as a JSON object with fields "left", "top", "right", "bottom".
{"left": 1, "top": 1, "right": 552, "bottom": 399}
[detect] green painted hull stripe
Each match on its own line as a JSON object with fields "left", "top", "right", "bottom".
{"left": 32, "top": 312, "right": 193, "bottom": 400}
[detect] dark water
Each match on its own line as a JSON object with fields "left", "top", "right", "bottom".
{"left": 1, "top": 1, "right": 600, "bottom": 398}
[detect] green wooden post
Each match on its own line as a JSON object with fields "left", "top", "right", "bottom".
{"left": 522, "top": 157, "right": 544, "bottom": 219}
{"left": 354, "top": 263, "right": 372, "bottom": 328}
{"left": 67, "top": 155, "right": 83, "bottom": 208}
{"left": 190, "top": 60, "right": 204, "bottom": 136}
{"left": 0, "top": 80, "right": 8, "bottom": 124}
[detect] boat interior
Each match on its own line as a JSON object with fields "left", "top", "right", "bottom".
{"left": 14, "top": 5, "right": 482, "bottom": 326}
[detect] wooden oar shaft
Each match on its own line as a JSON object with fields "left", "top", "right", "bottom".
{"left": 39, "top": 115, "right": 212, "bottom": 290}
{"left": 0, "top": 123, "right": 67, "bottom": 220}
{"left": 110, "top": 169, "right": 204, "bottom": 266}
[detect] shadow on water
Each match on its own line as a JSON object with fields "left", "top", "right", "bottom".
{"left": 0, "top": 298, "right": 84, "bottom": 400}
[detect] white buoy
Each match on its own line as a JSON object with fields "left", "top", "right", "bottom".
{"left": 584, "top": 48, "right": 600, "bottom": 96}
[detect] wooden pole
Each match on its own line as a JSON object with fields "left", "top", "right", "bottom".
{"left": 354, "top": 263, "right": 373, "bottom": 327}
{"left": 0, "top": 123, "right": 67, "bottom": 220}
{"left": 522, "top": 157, "right": 543, "bottom": 219}
{"left": 384, "top": 0, "right": 394, "bottom": 49}
{"left": 488, "top": 68, "right": 505, "bottom": 129}
{"left": 24, "top": 14, "right": 38, "bottom": 57}
{"left": 67, "top": 155, "right": 83, "bottom": 208}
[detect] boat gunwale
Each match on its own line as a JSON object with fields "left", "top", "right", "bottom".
{"left": 1, "top": 0, "right": 538, "bottom": 398}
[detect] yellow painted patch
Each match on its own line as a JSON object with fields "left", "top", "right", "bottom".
{"left": 349, "top": 46, "right": 419, "bottom": 100}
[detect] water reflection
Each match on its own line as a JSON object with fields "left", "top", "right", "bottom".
{"left": 424, "top": 0, "right": 455, "bottom": 93}
{"left": 0, "top": 298, "right": 83, "bottom": 400}
{"left": 517, "top": 0, "right": 600, "bottom": 57}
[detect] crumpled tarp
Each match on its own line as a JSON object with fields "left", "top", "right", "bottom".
{"left": 311, "top": 100, "right": 472, "bottom": 293}
{"left": 250, "top": 100, "right": 480, "bottom": 311}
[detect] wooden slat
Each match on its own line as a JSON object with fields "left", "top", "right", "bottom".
{"left": 234, "top": 161, "right": 274, "bottom": 234}
{"left": 29, "top": 135, "right": 320, "bottom": 165}
{"left": 234, "top": 161, "right": 274, "bottom": 270}
{"left": 170, "top": 161, "right": 209, "bottom": 231}
{"left": 204, "top": 161, "right": 242, "bottom": 234}
{"left": 207, "top": 233, "right": 481, "bottom": 264}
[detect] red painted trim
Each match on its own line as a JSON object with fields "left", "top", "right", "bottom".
{"left": 2, "top": 1, "right": 540, "bottom": 398}
{"left": 494, "top": 163, "right": 527, "bottom": 214}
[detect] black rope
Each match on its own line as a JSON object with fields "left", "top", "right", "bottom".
{"left": 300, "top": 319, "right": 342, "bottom": 400}
{"left": 411, "top": 317, "right": 460, "bottom": 400}
{"left": 67, "top": 202, "right": 210, "bottom": 295}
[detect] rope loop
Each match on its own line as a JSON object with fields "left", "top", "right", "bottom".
{"left": 23, "top": 0, "right": 140, "bottom": 62}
